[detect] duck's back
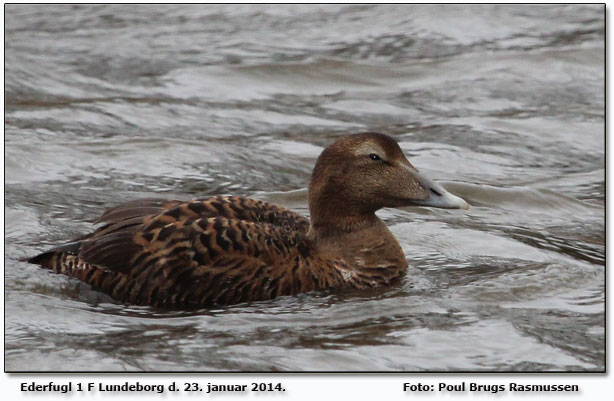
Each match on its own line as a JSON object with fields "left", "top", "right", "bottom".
{"left": 29, "top": 196, "right": 344, "bottom": 307}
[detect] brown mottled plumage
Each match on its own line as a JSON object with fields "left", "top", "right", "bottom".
{"left": 26, "top": 133, "right": 468, "bottom": 308}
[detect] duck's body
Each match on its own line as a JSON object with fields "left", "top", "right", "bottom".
{"left": 27, "top": 133, "right": 468, "bottom": 307}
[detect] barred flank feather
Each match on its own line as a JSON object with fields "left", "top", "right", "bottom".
{"left": 27, "top": 196, "right": 357, "bottom": 307}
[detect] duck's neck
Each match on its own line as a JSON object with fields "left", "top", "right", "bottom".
{"left": 309, "top": 210, "right": 380, "bottom": 239}
{"left": 307, "top": 210, "right": 408, "bottom": 288}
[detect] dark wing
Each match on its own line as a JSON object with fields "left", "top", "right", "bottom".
{"left": 58, "top": 195, "right": 310, "bottom": 264}
{"left": 29, "top": 198, "right": 185, "bottom": 268}
{"left": 79, "top": 214, "right": 338, "bottom": 307}
{"left": 29, "top": 196, "right": 329, "bottom": 307}
{"left": 92, "top": 195, "right": 309, "bottom": 233}
{"left": 92, "top": 198, "right": 184, "bottom": 224}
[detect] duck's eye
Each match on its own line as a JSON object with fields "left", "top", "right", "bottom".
{"left": 369, "top": 153, "right": 381, "bottom": 161}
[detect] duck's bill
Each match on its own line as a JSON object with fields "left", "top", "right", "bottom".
{"left": 411, "top": 169, "right": 470, "bottom": 210}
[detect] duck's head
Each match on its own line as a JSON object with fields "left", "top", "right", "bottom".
{"left": 308, "top": 133, "right": 468, "bottom": 232}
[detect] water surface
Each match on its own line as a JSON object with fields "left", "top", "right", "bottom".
{"left": 4, "top": 4, "right": 604, "bottom": 371}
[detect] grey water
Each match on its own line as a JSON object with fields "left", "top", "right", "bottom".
{"left": 4, "top": 4, "right": 604, "bottom": 371}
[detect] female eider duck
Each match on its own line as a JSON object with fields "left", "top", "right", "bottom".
{"left": 27, "top": 133, "right": 468, "bottom": 307}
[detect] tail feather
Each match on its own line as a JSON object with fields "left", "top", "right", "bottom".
{"left": 23, "top": 245, "right": 149, "bottom": 305}
{"left": 22, "top": 251, "right": 53, "bottom": 266}
{"left": 23, "top": 241, "right": 82, "bottom": 267}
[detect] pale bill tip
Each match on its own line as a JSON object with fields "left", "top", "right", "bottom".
{"left": 435, "top": 190, "right": 470, "bottom": 210}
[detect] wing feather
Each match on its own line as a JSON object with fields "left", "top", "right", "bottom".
{"left": 29, "top": 195, "right": 329, "bottom": 307}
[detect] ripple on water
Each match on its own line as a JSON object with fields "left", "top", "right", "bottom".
{"left": 3, "top": 4, "right": 604, "bottom": 372}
